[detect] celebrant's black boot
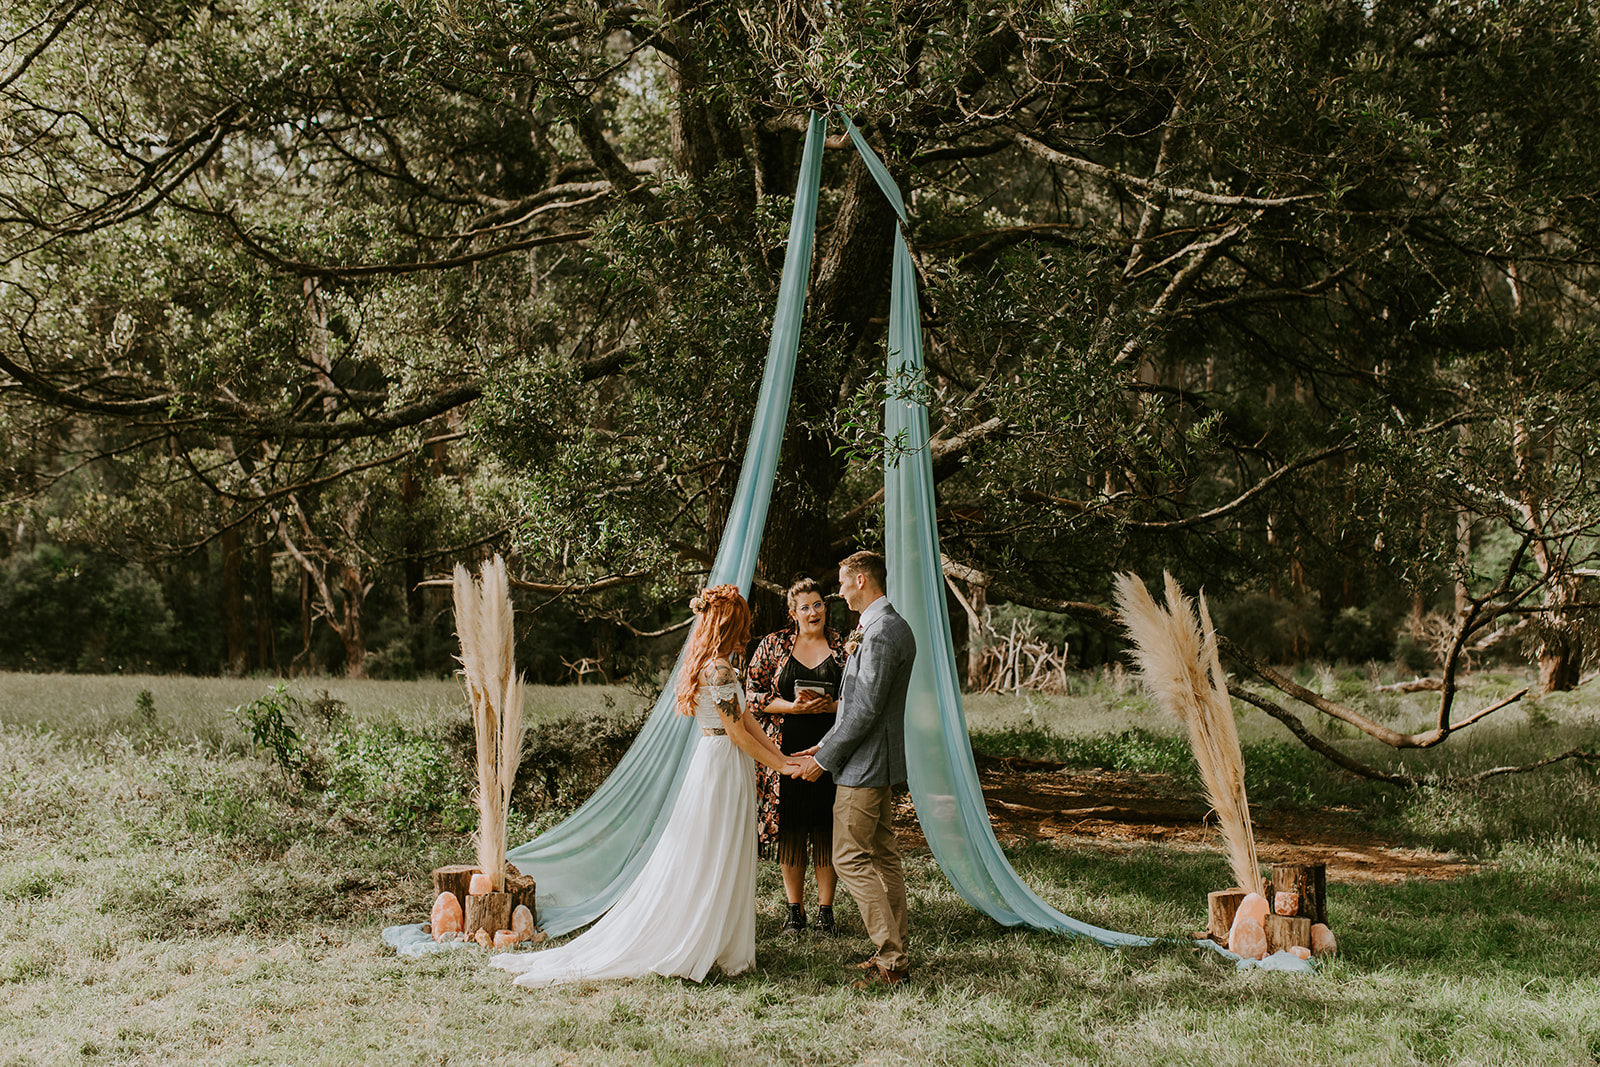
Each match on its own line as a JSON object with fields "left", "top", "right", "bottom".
{"left": 814, "top": 904, "right": 835, "bottom": 935}
{"left": 779, "top": 903, "right": 807, "bottom": 937}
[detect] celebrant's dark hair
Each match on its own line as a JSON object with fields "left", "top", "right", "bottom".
{"left": 675, "top": 584, "right": 752, "bottom": 716}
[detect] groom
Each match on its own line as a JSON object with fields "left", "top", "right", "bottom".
{"left": 791, "top": 550, "right": 916, "bottom": 986}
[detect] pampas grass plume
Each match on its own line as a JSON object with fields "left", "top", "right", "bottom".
{"left": 1114, "top": 572, "right": 1264, "bottom": 898}
{"left": 453, "top": 555, "right": 525, "bottom": 893}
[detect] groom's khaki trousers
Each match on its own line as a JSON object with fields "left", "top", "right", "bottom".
{"left": 833, "top": 784, "right": 909, "bottom": 971}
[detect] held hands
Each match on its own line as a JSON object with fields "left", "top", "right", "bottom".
{"left": 784, "top": 752, "right": 825, "bottom": 782}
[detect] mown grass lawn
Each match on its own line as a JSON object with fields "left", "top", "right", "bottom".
{"left": 2, "top": 672, "right": 1599, "bottom": 1065}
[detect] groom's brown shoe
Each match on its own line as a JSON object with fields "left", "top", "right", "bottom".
{"left": 852, "top": 963, "right": 909, "bottom": 989}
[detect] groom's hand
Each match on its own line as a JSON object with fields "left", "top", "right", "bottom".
{"left": 793, "top": 755, "right": 825, "bottom": 782}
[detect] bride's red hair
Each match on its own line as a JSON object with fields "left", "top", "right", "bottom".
{"left": 675, "top": 584, "right": 752, "bottom": 715}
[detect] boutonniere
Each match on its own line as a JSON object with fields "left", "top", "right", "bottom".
{"left": 844, "top": 626, "right": 865, "bottom": 656}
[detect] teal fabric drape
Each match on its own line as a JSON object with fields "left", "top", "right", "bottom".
{"left": 840, "top": 112, "right": 1151, "bottom": 947}
{"left": 506, "top": 111, "right": 827, "bottom": 936}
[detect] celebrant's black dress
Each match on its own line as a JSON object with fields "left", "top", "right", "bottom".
{"left": 772, "top": 650, "right": 844, "bottom": 867}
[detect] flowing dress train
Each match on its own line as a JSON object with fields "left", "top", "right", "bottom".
{"left": 490, "top": 675, "right": 757, "bottom": 987}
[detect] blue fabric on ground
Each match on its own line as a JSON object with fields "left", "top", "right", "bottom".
{"left": 841, "top": 111, "right": 1147, "bottom": 948}
{"left": 382, "top": 923, "right": 474, "bottom": 957}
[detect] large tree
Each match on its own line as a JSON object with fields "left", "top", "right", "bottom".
{"left": 5, "top": 0, "right": 1600, "bottom": 696}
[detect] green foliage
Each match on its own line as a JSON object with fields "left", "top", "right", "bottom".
{"left": 0, "top": 545, "right": 178, "bottom": 672}
{"left": 234, "top": 684, "right": 336, "bottom": 787}
{"left": 324, "top": 724, "right": 473, "bottom": 834}
{"left": 150, "top": 759, "right": 311, "bottom": 856}
{"left": 445, "top": 699, "right": 648, "bottom": 810}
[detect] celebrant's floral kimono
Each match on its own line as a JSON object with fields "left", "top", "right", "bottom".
{"left": 745, "top": 626, "right": 847, "bottom": 858}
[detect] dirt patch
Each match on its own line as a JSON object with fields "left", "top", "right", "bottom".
{"left": 894, "top": 755, "right": 1482, "bottom": 884}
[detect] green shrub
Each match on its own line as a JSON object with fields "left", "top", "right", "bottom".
{"left": 151, "top": 759, "right": 310, "bottom": 854}
{"left": 234, "top": 684, "right": 346, "bottom": 787}
{"left": 324, "top": 723, "right": 473, "bottom": 833}
{"left": 446, "top": 701, "right": 648, "bottom": 811}
{"left": 971, "top": 725, "right": 1197, "bottom": 779}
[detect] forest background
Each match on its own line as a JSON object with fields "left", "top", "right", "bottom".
{"left": 5, "top": 0, "right": 1600, "bottom": 724}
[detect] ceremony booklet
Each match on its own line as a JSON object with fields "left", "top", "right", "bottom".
{"left": 794, "top": 679, "right": 837, "bottom": 699}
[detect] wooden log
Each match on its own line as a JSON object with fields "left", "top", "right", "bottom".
{"left": 503, "top": 868, "right": 537, "bottom": 924}
{"left": 465, "top": 891, "right": 513, "bottom": 938}
{"left": 1265, "top": 913, "right": 1312, "bottom": 954}
{"left": 1206, "top": 888, "right": 1247, "bottom": 943}
{"left": 1269, "top": 863, "right": 1327, "bottom": 925}
{"left": 432, "top": 864, "right": 479, "bottom": 907}
{"left": 435, "top": 863, "right": 536, "bottom": 929}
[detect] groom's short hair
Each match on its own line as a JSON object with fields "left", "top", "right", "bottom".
{"left": 839, "top": 550, "right": 887, "bottom": 591}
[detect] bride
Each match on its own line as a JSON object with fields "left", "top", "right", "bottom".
{"left": 492, "top": 584, "right": 796, "bottom": 987}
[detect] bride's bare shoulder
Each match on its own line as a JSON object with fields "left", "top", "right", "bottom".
{"left": 701, "top": 657, "right": 739, "bottom": 686}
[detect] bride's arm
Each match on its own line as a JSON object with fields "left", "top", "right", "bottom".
{"left": 708, "top": 661, "right": 792, "bottom": 771}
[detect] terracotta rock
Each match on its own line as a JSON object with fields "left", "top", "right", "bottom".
{"left": 473, "top": 928, "right": 493, "bottom": 948}
{"left": 468, "top": 872, "right": 494, "bottom": 895}
{"left": 511, "top": 904, "right": 535, "bottom": 943}
{"left": 1226, "top": 892, "right": 1269, "bottom": 949}
{"left": 1230, "top": 917, "right": 1268, "bottom": 960}
{"left": 494, "top": 929, "right": 517, "bottom": 948}
{"left": 430, "top": 892, "right": 463, "bottom": 941}
{"left": 1289, "top": 945, "right": 1312, "bottom": 961}
{"left": 1274, "top": 891, "right": 1299, "bottom": 916}
{"left": 1311, "top": 923, "right": 1338, "bottom": 956}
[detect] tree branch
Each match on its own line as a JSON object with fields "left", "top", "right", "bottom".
{"left": 1124, "top": 439, "right": 1356, "bottom": 529}
{"left": 1227, "top": 685, "right": 1418, "bottom": 786}
{"left": 1009, "top": 130, "right": 1318, "bottom": 209}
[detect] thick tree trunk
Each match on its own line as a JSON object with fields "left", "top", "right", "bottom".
{"left": 221, "top": 525, "right": 249, "bottom": 675}
{"left": 401, "top": 462, "right": 425, "bottom": 625}
{"left": 255, "top": 536, "right": 276, "bottom": 671}
{"left": 338, "top": 561, "right": 368, "bottom": 678}
{"left": 752, "top": 423, "right": 845, "bottom": 636}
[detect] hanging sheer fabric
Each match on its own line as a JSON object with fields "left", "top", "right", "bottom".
{"left": 506, "top": 112, "right": 827, "bottom": 936}
{"left": 839, "top": 113, "right": 1151, "bottom": 947}
{"left": 508, "top": 108, "right": 1294, "bottom": 965}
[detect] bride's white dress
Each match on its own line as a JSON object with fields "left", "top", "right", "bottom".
{"left": 490, "top": 672, "right": 757, "bottom": 987}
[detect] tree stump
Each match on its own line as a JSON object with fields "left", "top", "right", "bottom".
{"left": 1269, "top": 862, "right": 1327, "bottom": 925}
{"left": 503, "top": 866, "right": 537, "bottom": 923}
{"left": 465, "top": 891, "right": 513, "bottom": 938}
{"left": 1206, "top": 888, "right": 1247, "bottom": 942}
{"left": 432, "top": 864, "right": 479, "bottom": 907}
{"left": 433, "top": 863, "right": 537, "bottom": 931}
{"left": 1265, "top": 913, "right": 1312, "bottom": 953}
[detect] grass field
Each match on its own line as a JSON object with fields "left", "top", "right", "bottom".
{"left": 3, "top": 669, "right": 1600, "bottom": 1065}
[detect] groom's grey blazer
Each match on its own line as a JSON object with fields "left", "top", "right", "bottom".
{"left": 815, "top": 598, "right": 916, "bottom": 788}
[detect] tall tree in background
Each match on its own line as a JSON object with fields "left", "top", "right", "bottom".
{"left": 3, "top": 1, "right": 1600, "bottom": 695}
